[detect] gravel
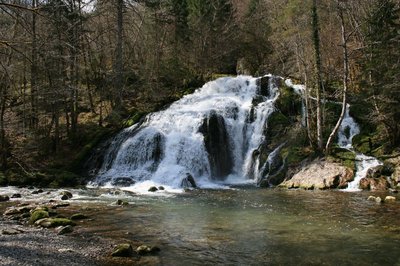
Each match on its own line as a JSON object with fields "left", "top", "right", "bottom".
{"left": 0, "top": 218, "right": 114, "bottom": 266}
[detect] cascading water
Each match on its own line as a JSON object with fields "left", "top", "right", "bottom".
{"left": 92, "top": 75, "right": 281, "bottom": 190}
{"left": 337, "top": 105, "right": 382, "bottom": 191}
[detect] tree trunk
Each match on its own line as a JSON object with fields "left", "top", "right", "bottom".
{"left": 311, "top": 0, "right": 323, "bottom": 152}
{"left": 325, "top": 1, "right": 349, "bottom": 154}
{"left": 30, "top": 0, "right": 38, "bottom": 129}
{"left": 114, "top": 0, "right": 124, "bottom": 109}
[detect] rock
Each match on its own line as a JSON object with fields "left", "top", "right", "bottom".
{"left": 56, "top": 225, "right": 74, "bottom": 235}
{"left": 367, "top": 196, "right": 376, "bottom": 201}
{"left": 375, "top": 196, "right": 382, "bottom": 203}
{"left": 3, "top": 206, "right": 33, "bottom": 216}
{"left": 158, "top": 186, "right": 165, "bottom": 191}
{"left": 111, "top": 177, "right": 136, "bottom": 187}
{"left": 366, "top": 165, "right": 384, "bottom": 179}
{"left": 148, "top": 186, "right": 158, "bottom": 192}
{"left": 359, "top": 177, "right": 390, "bottom": 191}
{"left": 1, "top": 228, "right": 23, "bottom": 235}
{"left": 32, "top": 189, "right": 44, "bottom": 194}
{"left": 60, "top": 191, "right": 73, "bottom": 200}
{"left": 0, "top": 195, "right": 10, "bottom": 202}
{"left": 279, "top": 160, "right": 354, "bottom": 190}
{"left": 199, "top": 111, "right": 233, "bottom": 180}
{"left": 389, "top": 188, "right": 398, "bottom": 194}
{"left": 11, "top": 193, "right": 22, "bottom": 198}
{"left": 112, "top": 243, "right": 134, "bottom": 257}
{"left": 30, "top": 210, "right": 50, "bottom": 224}
{"left": 136, "top": 245, "right": 160, "bottom": 255}
{"left": 35, "top": 218, "right": 75, "bottom": 228}
{"left": 70, "top": 213, "right": 88, "bottom": 220}
{"left": 181, "top": 173, "right": 197, "bottom": 188}
{"left": 53, "top": 203, "right": 70, "bottom": 208}
{"left": 116, "top": 199, "right": 129, "bottom": 205}
{"left": 384, "top": 196, "right": 396, "bottom": 202}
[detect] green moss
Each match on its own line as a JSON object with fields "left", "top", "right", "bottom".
{"left": 275, "top": 86, "right": 302, "bottom": 118}
{"left": 328, "top": 147, "right": 356, "bottom": 170}
{"left": 30, "top": 210, "right": 49, "bottom": 224}
{"left": 40, "top": 218, "right": 76, "bottom": 228}
{"left": 282, "top": 146, "right": 314, "bottom": 165}
{"left": 122, "top": 111, "right": 145, "bottom": 128}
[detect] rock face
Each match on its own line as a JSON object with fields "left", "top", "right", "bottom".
{"left": 280, "top": 160, "right": 354, "bottom": 189}
{"left": 199, "top": 111, "right": 233, "bottom": 180}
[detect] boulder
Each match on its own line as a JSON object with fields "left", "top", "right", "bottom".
{"left": 136, "top": 245, "right": 160, "bottom": 255}
{"left": 60, "top": 191, "right": 73, "bottom": 200}
{"left": 56, "top": 225, "right": 74, "bottom": 235}
{"left": 367, "top": 196, "right": 376, "bottom": 201}
{"left": 158, "top": 186, "right": 165, "bottom": 191}
{"left": 279, "top": 160, "right": 354, "bottom": 189}
{"left": 359, "top": 177, "right": 390, "bottom": 191}
{"left": 11, "top": 193, "right": 22, "bottom": 198}
{"left": 148, "top": 186, "right": 158, "bottom": 192}
{"left": 181, "top": 173, "right": 197, "bottom": 188}
{"left": 112, "top": 243, "right": 134, "bottom": 257}
{"left": 375, "top": 196, "right": 382, "bottom": 203}
{"left": 0, "top": 195, "right": 10, "bottom": 202}
{"left": 35, "top": 218, "right": 75, "bottom": 228}
{"left": 70, "top": 213, "right": 88, "bottom": 220}
{"left": 32, "top": 189, "right": 44, "bottom": 194}
{"left": 30, "top": 210, "right": 50, "bottom": 224}
{"left": 384, "top": 196, "right": 396, "bottom": 202}
{"left": 116, "top": 199, "right": 129, "bottom": 206}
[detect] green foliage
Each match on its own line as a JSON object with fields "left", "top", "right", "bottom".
{"left": 328, "top": 147, "right": 356, "bottom": 170}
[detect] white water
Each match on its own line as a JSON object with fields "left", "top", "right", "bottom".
{"left": 337, "top": 105, "right": 382, "bottom": 191}
{"left": 93, "top": 76, "right": 280, "bottom": 191}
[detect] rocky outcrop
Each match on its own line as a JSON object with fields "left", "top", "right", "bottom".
{"left": 280, "top": 159, "right": 354, "bottom": 189}
{"left": 359, "top": 177, "right": 390, "bottom": 191}
{"left": 384, "top": 156, "right": 400, "bottom": 188}
{"left": 199, "top": 111, "right": 233, "bottom": 180}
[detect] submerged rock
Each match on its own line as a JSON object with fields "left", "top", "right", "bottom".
{"left": 111, "top": 177, "right": 136, "bottom": 187}
{"left": 11, "top": 193, "right": 22, "bottom": 198}
{"left": 112, "top": 243, "right": 134, "bottom": 257}
{"left": 60, "top": 191, "right": 73, "bottom": 200}
{"left": 70, "top": 213, "right": 88, "bottom": 220}
{"left": 279, "top": 160, "right": 354, "bottom": 190}
{"left": 32, "top": 189, "right": 44, "bottom": 194}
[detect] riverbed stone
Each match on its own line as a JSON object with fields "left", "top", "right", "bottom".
{"left": 0, "top": 195, "right": 10, "bottom": 202}
{"left": 111, "top": 243, "right": 134, "bottom": 257}
{"left": 279, "top": 160, "right": 354, "bottom": 189}
{"left": 60, "top": 191, "right": 73, "bottom": 200}
{"left": 35, "top": 218, "right": 75, "bottom": 228}
{"left": 367, "top": 196, "right": 376, "bottom": 201}
{"left": 136, "top": 245, "right": 160, "bottom": 255}
{"left": 384, "top": 196, "right": 396, "bottom": 202}
{"left": 30, "top": 210, "right": 50, "bottom": 224}
{"left": 375, "top": 196, "right": 382, "bottom": 203}
{"left": 70, "top": 213, "right": 88, "bottom": 220}
{"left": 11, "top": 193, "right": 22, "bottom": 198}
{"left": 56, "top": 225, "right": 74, "bottom": 235}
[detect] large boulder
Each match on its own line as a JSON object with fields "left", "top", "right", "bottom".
{"left": 359, "top": 177, "right": 390, "bottom": 191}
{"left": 384, "top": 156, "right": 400, "bottom": 187}
{"left": 199, "top": 111, "right": 233, "bottom": 180}
{"left": 280, "top": 159, "right": 354, "bottom": 189}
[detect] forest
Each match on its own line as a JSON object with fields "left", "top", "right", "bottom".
{"left": 0, "top": 0, "right": 399, "bottom": 185}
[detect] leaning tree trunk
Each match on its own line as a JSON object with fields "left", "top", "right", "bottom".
{"left": 311, "top": 0, "right": 324, "bottom": 152}
{"left": 325, "top": 2, "right": 349, "bottom": 154}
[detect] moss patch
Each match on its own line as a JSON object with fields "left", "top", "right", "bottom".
{"left": 328, "top": 147, "right": 356, "bottom": 170}
{"left": 30, "top": 210, "right": 50, "bottom": 224}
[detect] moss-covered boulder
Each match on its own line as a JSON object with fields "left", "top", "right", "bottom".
{"left": 111, "top": 243, "right": 134, "bottom": 257}
{"left": 30, "top": 210, "right": 50, "bottom": 224}
{"left": 35, "top": 218, "right": 76, "bottom": 228}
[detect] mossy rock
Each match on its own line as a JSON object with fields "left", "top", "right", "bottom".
{"left": 112, "top": 243, "right": 134, "bottom": 257}
{"left": 328, "top": 147, "right": 356, "bottom": 170}
{"left": 275, "top": 85, "right": 302, "bottom": 118}
{"left": 30, "top": 210, "right": 50, "bottom": 224}
{"left": 36, "top": 218, "right": 75, "bottom": 228}
{"left": 122, "top": 111, "right": 145, "bottom": 128}
{"left": 70, "top": 213, "right": 88, "bottom": 220}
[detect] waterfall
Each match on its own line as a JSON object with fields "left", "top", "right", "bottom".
{"left": 337, "top": 104, "right": 382, "bottom": 191}
{"left": 91, "top": 75, "right": 281, "bottom": 190}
